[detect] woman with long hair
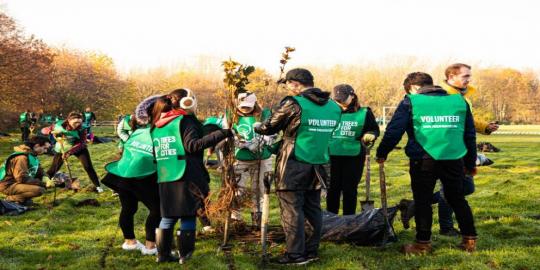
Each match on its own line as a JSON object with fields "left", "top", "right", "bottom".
{"left": 151, "top": 91, "right": 233, "bottom": 264}
{"left": 46, "top": 111, "right": 102, "bottom": 193}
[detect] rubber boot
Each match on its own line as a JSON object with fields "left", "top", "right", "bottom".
{"left": 176, "top": 230, "right": 195, "bottom": 264}
{"left": 401, "top": 240, "right": 432, "bottom": 255}
{"left": 155, "top": 228, "right": 178, "bottom": 263}
{"left": 251, "top": 212, "right": 262, "bottom": 230}
{"left": 459, "top": 235, "right": 477, "bottom": 252}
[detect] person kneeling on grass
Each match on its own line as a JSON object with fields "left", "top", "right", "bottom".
{"left": 0, "top": 136, "right": 51, "bottom": 206}
{"left": 151, "top": 92, "right": 233, "bottom": 264}
{"left": 102, "top": 95, "right": 161, "bottom": 256}
{"left": 46, "top": 112, "right": 103, "bottom": 193}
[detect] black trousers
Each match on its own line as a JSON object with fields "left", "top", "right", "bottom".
{"left": 20, "top": 127, "right": 30, "bottom": 142}
{"left": 102, "top": 173, "right": 161, "bottom": 241}
{"left": 327, "top": 154, "right": 365, "bottom": 215}
{"left": 277, "top": 189, "right": 322, "bottom": 256}
{"left": 409, "top": 159, "right": 477, "bottom": 241}
{"left": 46, "top": 148, "right": 100, "bottom": 187}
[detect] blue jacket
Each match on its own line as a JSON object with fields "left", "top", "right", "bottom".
{"left": 376, "top": 86, "right": 477, "bottom": 170}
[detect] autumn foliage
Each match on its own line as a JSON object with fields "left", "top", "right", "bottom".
{"left": 1, "top": 11, "right": 539, "bottom": 130}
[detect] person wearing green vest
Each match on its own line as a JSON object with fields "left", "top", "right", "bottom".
{"left": 82, "top": 107, "right": 96, "bottom": 135}
{"left": 0, "top": 136, "right": 51, "bottom": 205}
{"left": 116, "top": 114, "right": 133, "bottom": 153}
{"left": 168, "top": 89, "right": 214, "bottom": 233}
{"left": 230, "top": 92, "right": 274, "bottom": 228}
{"left": 46, "top": 112, "right": 103, "bottom": 193}
{"left": 151, "top": 92, "right": 233, "bottom": 264}
{"left": 431, "top": 63, "right": 498, "bottom": 236}
{"left": 376, "top": 72, "right": 478, "bottom": 254}
{"left": 102, "top": 95, "right": 161, "bottom": 256}
{"left": 327, "top": 84, "right": 380, "bottom": 215}
{"left": 19, "top": 109, "right": 32, "bottom": 142}
{"left": 254, "top": 68, "right": 341, "bottom": 265}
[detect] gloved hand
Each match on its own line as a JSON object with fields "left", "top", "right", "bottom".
{"left": 362, "top": 133, "right": 376, "bottom": 144}
{"left": 253, "top": 121, "right": 262, "bottom": 131}
{"left": 221, "top": 116, "right": 230, "bottom": 129}
{"left": 43, "top": 176, "right": 55, "bottom": 189}
{"left": 263, "top": 134, "right": 277, "bottom": 145}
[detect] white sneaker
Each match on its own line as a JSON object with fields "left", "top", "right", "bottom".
{"left": 140, "top": 246, "right": 157, "bottom": 256}
{"left": 122, "top": 240, "right": 144, "bottom": 251}
{"left": 201, "top": 226, "right": 215, "bottom": 233}
{"left": 95, "top": 186, "right": 104, "bottom": 193}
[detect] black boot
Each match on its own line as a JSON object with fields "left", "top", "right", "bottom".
{"left": 156, "top": 228, "right": 178, "bottom": 263}
{"left": 251, "top": 212, "right": 262, "bottom": 230}
{"left": 176, "top": 230, "right": 195, "bottom": 264}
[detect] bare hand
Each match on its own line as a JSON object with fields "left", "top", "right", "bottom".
{"left": 486, "top": 122, "right": 499, "bottom": 133}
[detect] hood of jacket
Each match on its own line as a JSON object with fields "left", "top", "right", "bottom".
{"left": 154, "top": 109, "right": 187, "bottom": 128}
{"left": 299, "top": 87, "right": 331, "bottom": 105}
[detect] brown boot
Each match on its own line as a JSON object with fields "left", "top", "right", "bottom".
{"left": 401, "top": 240, "right": 432, "bottom": 255}
{"left": 459, "top": 236, "right": 477, "bottom": 252}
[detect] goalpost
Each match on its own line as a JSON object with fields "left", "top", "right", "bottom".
{"left": 381, "top": 106, "right": 397, "bottom": 126}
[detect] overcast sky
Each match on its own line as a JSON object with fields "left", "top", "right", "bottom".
{"left": 3, "top": 0, "right": 539, "bottom": 74}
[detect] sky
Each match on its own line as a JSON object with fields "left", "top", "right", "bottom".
{"left": 2, "top": 0, "right": 539, "bottom": 74}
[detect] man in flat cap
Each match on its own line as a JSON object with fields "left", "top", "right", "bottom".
{"left": 255, "top": 68, "right": 341, "bottom": 265}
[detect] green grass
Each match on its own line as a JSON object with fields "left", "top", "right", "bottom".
{"left": 1, "top": 128, "right": 539, "bottom": 269}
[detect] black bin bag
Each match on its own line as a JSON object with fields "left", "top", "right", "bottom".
{"left": 320, "top": 207, "right": 398, "bottom": 246}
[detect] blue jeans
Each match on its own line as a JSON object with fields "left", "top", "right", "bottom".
{"left": 432, "top": 175, "right": 475, "bottom": 230}
{"left": 159, "top": 216, "right": 196, "bottom": 230}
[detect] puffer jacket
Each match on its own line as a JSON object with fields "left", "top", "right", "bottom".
{"left": 441, "top": 81, "right": 490, "bottom": 134}
{"left": 254, "top": 87, "right": 335, "bottom": 191}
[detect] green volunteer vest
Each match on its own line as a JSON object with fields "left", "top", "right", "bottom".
{"left": 203, "top": 116, "right": 223, "bottom": 128}
{"left": 83, "top": 112, "right": 93, "bottom": 123}
{"left": 44, "top": 115, "right": 53, "bottom": 123}
{"left": 293, "top": 96, "right": 341, "bottom": 164}
{"left": 409, "top": 94, "right": 467, "bottom": 160}
{"left": 151, "top": 116, "right": 186, "bottom": 183}
{"left": 53, "top": 122, "right": 81, "bottom": 153}
{"left": 122, "top": 115, "right": 133, "bottom": 132}
{"left": 19, "top": 113, "right": 27, "bottom": 123}
{"left": 0, "top": 152, "right": 40, "bottom": 181}
{"left": 106, "top": 127, "right": 156, "bottom": 178}
{"left": 329, "top": 108, "right": 368, "bottom": 156}
{"left": 233, "top": 116, "right": 272, "bottom": 161}
{"left": 261, "top": 108, "right": 272, "bottom": 121}
{"left": 117, "top": 115, "right": 133, "bottom": 149}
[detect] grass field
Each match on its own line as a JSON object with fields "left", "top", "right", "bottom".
{"left": 0, "top": 127, "right": 539, "bottom": 270}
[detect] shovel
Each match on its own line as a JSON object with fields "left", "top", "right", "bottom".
{"left": 260, "top": 171, "right": 273, "bottom": 263}
{"left": 379, "top": 162, "right": 392, "bottom": 246}
{"left": 360, "top": 143, "right": 375, "bottom": 212}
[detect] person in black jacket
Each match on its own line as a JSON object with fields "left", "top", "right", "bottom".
{"left": 151, "top": 93, "right": 233, "bottom": 264}
{"left": 376, "top": 72, "right": 478, "bottom": 254}
{"left": 255, "top": 68, "right": 341, "bottom": 265}
{"left": 327, "top": 84, "right": 380, "bottom": 215}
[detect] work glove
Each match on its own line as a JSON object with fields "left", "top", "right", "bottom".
{"left": 43, "top": 176, "right": 55, "bottom": 189}
{"left": 253, "top": 121, "right": 262, "bottom": 131}
{"left": 362, "top": 133, "right": 376, "bottom": 144}
{"left": 221, "top": 116, "right": 230, "bottom": 129}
